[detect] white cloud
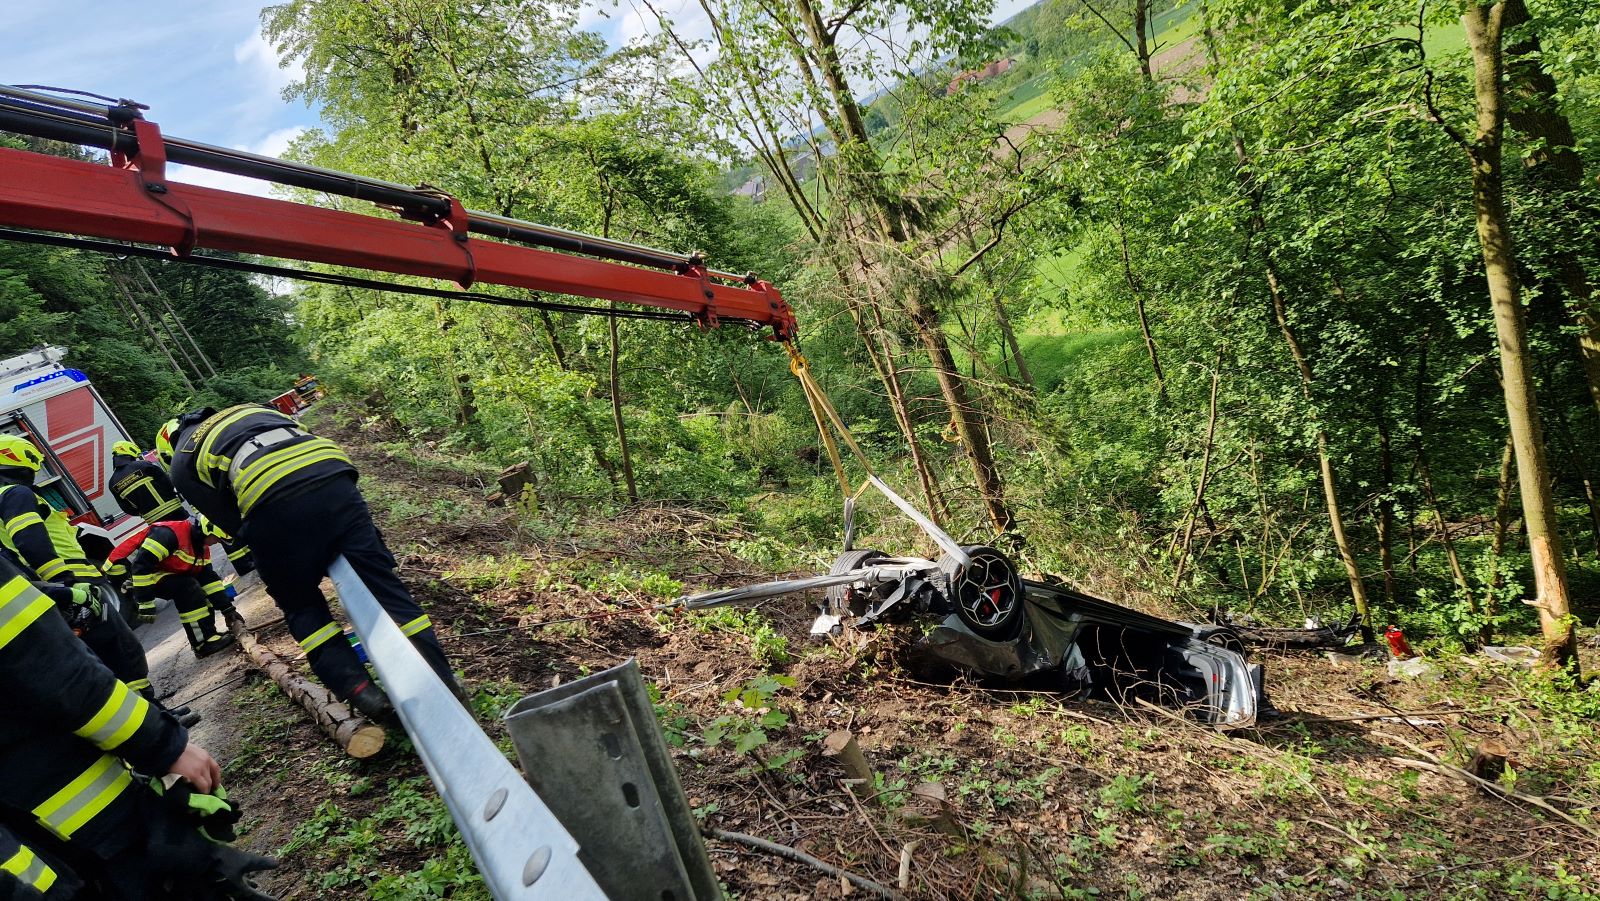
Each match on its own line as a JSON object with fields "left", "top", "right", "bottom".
{"left": 169, "top": 126, "right": 306, "bottom": 198}
{"left": 233, "top": 27, "right": 304, "bottom": 96}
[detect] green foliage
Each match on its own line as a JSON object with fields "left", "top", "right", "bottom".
{"left": 689, "top": 608, "right": 791, "bottom": 667}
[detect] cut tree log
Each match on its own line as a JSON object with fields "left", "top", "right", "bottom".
{"left": 236, "top": 627, "right": 386, "bottom": 758}
{"left": 821, "top": 730, "right": 874, "bottom": 797}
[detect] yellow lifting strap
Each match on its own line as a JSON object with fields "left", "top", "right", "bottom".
{"left": 783, "top": 341, "right": 880, "bottom": 500}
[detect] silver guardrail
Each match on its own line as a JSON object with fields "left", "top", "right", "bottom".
{"left": 330, "top": 556, "right": 607, "bottom": 900}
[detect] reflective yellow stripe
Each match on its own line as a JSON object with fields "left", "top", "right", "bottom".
{"left": 125, "top": 678, "right": 150, "bottom": 693}
{"left": 300, "top": 623, "right": 342, "bottom": 653}
{"left": 33, "top": 755, "right": 131, "bottom": 839}
{"left": 235, "top": 441, "right": 351, "bottom": 513}
{"left": 227, "top": 545, "right": 250, "bottom": 561}
{"left": 1, "top": 844, "right": 57, "bottom": 892}
{"left": 0, "top": 577, "right": 52, "bottom": 651}
{"left": 203, "top": 581, "right": 226, "bottom": 596}
{"left": 145, "top": 496, "right": 182, "bottom": 520}
{"left": 399, "top": 614, "right": 432, "bottom": 637}
{"left": 35, "top": 558, "right": 69, "bottom": 580}
{"left": 74, "top": 681, "right": 150, "bottom": 751}
{"left": 178, "top": 606, "right": 211, "bottom": 623}
{"left": 139, "top": 538, "right": 170, "bottom": 560}
{"left": 131, "top": 573, "right": 164, "bottom": 588}
{"left": 36, "top": 559, "right": 99, "bottom": 581}
{"left": 4, "top": 511, "right": 43, "bottom": 533}
{"left": 173, "top": 549, "right": 201, "bottom": 566}
{"left": 195, "top": 406, "right": 262, "bottom": 488}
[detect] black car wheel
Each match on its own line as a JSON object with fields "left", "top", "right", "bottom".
{"left": 825, "top": 548, "right": 889, "bottom": 617}
{"left": 939, "top": 545, "right": 1025, "bottom": 641}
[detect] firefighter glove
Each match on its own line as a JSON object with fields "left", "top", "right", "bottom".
{"left": 209, "top": 845, "right": 280, "bottom": 901}
{"left": 156, "top": 779, "right": 244, "bottom": 843}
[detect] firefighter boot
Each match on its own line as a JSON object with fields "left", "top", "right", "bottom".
{"left": 347, "top": 679, "right": 394, "bottom": 721}
{"left": 189, "top": 611, "right": 238, "bottom": 659}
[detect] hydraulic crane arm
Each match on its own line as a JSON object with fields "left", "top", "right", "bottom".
{"left": 0, "top": 85, "right": 797, "bottom": 340}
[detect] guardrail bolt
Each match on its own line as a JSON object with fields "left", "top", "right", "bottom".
{"left": 522, "top": 846, "right": 551, "bottom": 886}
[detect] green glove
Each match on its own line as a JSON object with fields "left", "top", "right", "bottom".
{"left": 68, "top": 583, "right": 93, "bottom": 608}
{"left": 155, "top": 779, "right": 243, "bottom": 843}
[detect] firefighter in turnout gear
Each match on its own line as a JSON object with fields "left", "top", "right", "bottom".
{"left": 106, "top": 516, "right": 237, "bottom": 659}
{"left": 108, "top": 442, "right": 183, "bottom": 525}
{"left": 0, "top": 436, "right": 162, "bottom": 707}
{"left": 159, "top": 407, "right": 461, "bottom": 720}
{"left": 0, "top": 554, "right": 278, "bottom": 900}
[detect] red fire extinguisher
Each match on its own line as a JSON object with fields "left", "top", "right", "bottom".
{"left": 1384, "top": 625, "right": 1413, "bottom": 658}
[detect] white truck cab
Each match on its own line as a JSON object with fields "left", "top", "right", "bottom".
{"left": 1, "top": 346, "right": 145, "bottom": 545}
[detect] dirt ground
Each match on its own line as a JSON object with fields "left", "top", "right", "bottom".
{"left": 181, "top": 410, "right": 1600, "bottom": 900}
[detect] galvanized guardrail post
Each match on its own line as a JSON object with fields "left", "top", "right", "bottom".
{"left": 330, "top": 556, "right": 607, "bottom": 900}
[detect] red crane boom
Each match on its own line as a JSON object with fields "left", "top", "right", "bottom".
{"left": 0, "top": 86, "right": 797, "bottom": 340}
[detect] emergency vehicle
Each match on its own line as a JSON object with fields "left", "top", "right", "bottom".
{"left": 0, "top": 345, "right": 145, "bottom": 543}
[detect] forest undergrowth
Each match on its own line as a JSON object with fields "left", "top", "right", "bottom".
{"left": 223, "top": 405, "right": 1600, "bottom": 900}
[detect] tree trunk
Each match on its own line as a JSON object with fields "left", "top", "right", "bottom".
{"left": 237, "top": 628, "right": 385, "bottom": 758}
{"left": 1376, "top": 417, "right": 1398, "bottom": 607}
{"left": 1118, "top": 206, "right": 1167, "bottom": 402}
{"left": 1485, "top": 434, "right": 1517, "bottom": 645}
{"left": 1500, "top": 0, "right": 1600, "bottom": 418}
{"left": 608, "top": 305, "right": 639, "bottom": 503}
{"left": 1463, "top": 2, "right": 1578, "bottom": 671}
{"left": 795, "top": 0, "right": 1016, "bottom": 537}
{"left": 1133, "top": 0, "right": 1154, "bottom": 81}
{"left": 1265, "top": 265, "right": 1372, "bottom": 630}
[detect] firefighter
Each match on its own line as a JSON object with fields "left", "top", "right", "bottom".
{"left": 157, "top": 406, "right": 461, "bottom": 720}
{"left": 108, "top": 442, "right": 184, "bottom": 524}
{"left": 107, "top": 515, "right": 238, "bottom": 659}
{"left": 0, "top": 436, "right": 166, "bottom": 711}
{"left": 0, "top": 555, "right": 277, "bottom": 900}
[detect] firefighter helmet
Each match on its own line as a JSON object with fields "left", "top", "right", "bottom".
{"left": 155, "top": 419, "right": 180, "bottom": 468}
{"left": 0, "top": 434, "right": 45, "bottom": 473}
{"left": 111, "top": 440, "right": 142, "bottom": 458}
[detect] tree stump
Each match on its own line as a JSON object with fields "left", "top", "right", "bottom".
{"left": 236, "top": 628, "right": 385, "bottom": 758}
{"left": 899, "top": 781, "right": 959, "bottom": 835}
{"left": 1468, "top": 738, "right": 1510, "bottom": 789}
{"left": 820, "top": 730, "right": 874, "bottom": 797}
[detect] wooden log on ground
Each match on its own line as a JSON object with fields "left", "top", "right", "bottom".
{"left": 236, "top": 628, "right": 385, "bottom": 758}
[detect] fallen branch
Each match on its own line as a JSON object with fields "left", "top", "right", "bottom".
{"left": 707, "top": 828, "right": 904, "bottom": 900}
{"left": 1389, "top": 756, "right": 1599, "bottom": 839}
{"left": 236, "top": 628, "right": 385, "bottom": 758}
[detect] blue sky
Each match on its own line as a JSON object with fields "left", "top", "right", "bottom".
{"left": 6, "top": 0, "right": 1036, "bottom": 194}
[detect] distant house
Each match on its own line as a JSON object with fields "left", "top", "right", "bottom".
{"left": 732, "top": 175, "right": 767, "bottom": 202}
{"left": 946, "top": 57, "right": 1015, "bottom": 95}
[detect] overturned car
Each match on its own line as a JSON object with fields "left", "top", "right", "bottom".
{"left": 676, "top": 477, "right": 1268, "bottom": 728}
{"left": 811, "top": 545, "right": 1267, "bottom": 727}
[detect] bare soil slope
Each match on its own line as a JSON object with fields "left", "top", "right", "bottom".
{"left": 213, "top": 408, "right": 1600, "bottom": 900}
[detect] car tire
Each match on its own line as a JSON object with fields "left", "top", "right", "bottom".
{"left": 1195, "top": 626, "right": 1248, "bottom": 656}
{"left": 824, "top": 549, "right": 889, "bottom": 617}
{"left": 938, "top": 545, "right": 1025, "bottom": 641}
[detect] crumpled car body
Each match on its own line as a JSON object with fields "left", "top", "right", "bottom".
{"left": 814, "top": 546, "right": 1266, "bottom": 728}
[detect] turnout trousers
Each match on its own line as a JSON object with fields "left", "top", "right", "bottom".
{"left": 71, "top": 586, "right": 152, "bottom": 697}
{"left": 148, "top": 577, "right": 226, "bottom": 652}
{"left": 239, "top": 474, "right": 453, "bottom": 698}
